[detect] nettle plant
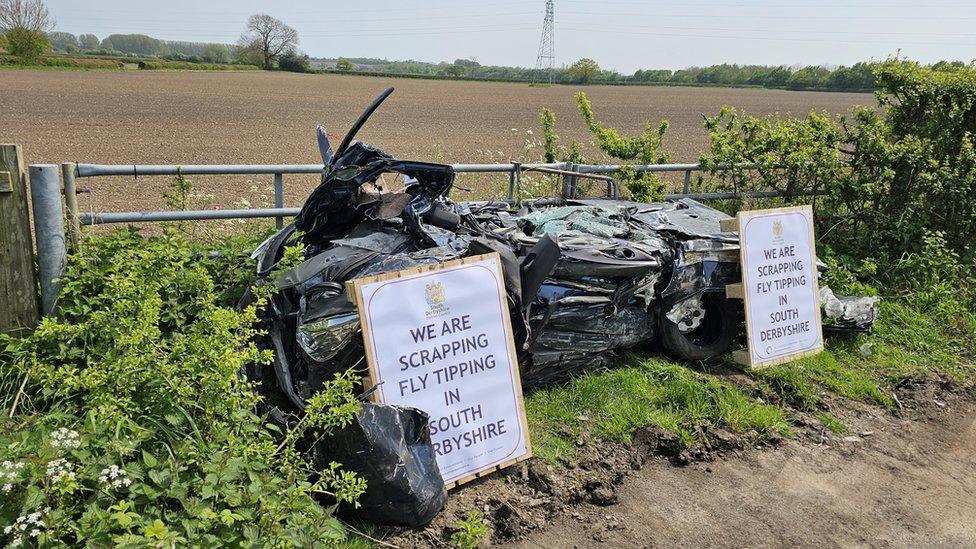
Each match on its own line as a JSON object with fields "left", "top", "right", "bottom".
{"left": 0, "top": 229, "right": 366, "bottom": 547}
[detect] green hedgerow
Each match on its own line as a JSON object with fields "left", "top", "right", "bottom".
{"left": 0, "top": 229, "right": 364, "bottom": 547}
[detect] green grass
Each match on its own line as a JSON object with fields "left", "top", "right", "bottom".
{"left": 525, "top": 298, "right": 976, "bottom": 464}
{"left": 526, "top": 356, "right": 792, "bottom": 463}
{"left": 816, "top": 412, "right": 847, "bottom": 434}
{"left": 754, "top": 299, "right": 976, "bottom": 413}
{"left": 0, "top": 54, "right": 124, "bottom": 70}
{"left": 870, "top": 300, "right": 976, "bottom": 386}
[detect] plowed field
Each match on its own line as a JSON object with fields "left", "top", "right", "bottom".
{"left": 0, "top": 69, "right": 871, "bottom": 214}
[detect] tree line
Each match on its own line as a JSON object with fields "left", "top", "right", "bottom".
{"left": 320, "top": 56, "right": 959, "bottom": 92}
{"left": 0, "top": 1, "right": 309, "bottom": 71}
{"left": 46, "top": 31, "right": 239, "bottom": 64}
{"left": 2, "top": 0, "right": 970, "bottom": 91}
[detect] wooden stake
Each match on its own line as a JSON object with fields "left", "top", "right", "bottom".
{"left": 0, "top": 144, "right": 39, "bottom": 337}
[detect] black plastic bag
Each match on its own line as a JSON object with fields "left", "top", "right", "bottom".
{"left": 315, "top": 401, "right": 447, "bottom": 526}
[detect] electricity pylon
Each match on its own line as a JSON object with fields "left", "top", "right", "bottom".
{"left": 535, "top": 0, "right": 555, "bottom": 84}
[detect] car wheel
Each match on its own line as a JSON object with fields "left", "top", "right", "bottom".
{"left": 659, "top": 294, "right": 738, "bottom": 361}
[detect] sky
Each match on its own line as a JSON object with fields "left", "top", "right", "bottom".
{"left": 45, "top": 0, "right": 976, "bottom": 73}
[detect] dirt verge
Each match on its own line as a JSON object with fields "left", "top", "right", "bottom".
{"left": 381, "top": 379, "right": 975, "bottom": 548}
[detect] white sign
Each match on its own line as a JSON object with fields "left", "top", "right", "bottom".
{"left": 349, "top": 253, "right": 531, "bottom": 487}
{"left": 738, "top": 205, "right": 823, "bottom": 368}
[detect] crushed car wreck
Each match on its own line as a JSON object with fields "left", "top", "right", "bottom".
{"left": 241, "top": 88, "right": 879, "bottom": 524}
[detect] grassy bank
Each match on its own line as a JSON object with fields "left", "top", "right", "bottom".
{"left": 137, "top": 60, "right": 259, "bottom": 71}
{"left": 526, "top": 297, "right": 976, "bottom": 464}
{"left": 0, "top": 54, "right": 124, "bottom": 69}
{"left": 0, "top": 54, "right": 259, "bottom": 71}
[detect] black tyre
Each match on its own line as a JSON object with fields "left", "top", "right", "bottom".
{"left": 659, "top": 293, "right": 738, "bottom": 361}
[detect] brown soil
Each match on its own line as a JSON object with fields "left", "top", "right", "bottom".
{"left": 0, "top": 70, "right": 871, "bottom": 214}
{"left": 381, "top": 381, "right": 975, "bottom": 548}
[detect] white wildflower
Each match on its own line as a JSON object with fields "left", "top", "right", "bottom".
{"left": 8, "top": 511, "right": 45, "bottom": 543}
{"left": 45, "top": 458, "right": 75, "bottom": 483}
{"left": 50, "top": 427, "right": 81, "bottom": 450}
{"left": 1, "top": 460, "right": 24, "bottom": 485}
{"left": 99, "top": 464, "right": 130, "bottom": 490}
{"left": 2, "top": 483, "right": 11, "bottom": 493}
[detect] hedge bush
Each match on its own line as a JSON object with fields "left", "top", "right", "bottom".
{"left": 699, "top": 59, "right": 976, "bottom": 292}
{"left": 137, "top": 60, "right": 260, "bottom": 71}
{"left": 0, "top": 55, "right": 124, "bottom": 69}
{"left": 0, "top": 230, "right": 365, "bottom": 546}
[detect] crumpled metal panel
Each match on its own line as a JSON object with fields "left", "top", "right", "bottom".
{"left": 631, "top": 198, "right": 738, "bottom": 242}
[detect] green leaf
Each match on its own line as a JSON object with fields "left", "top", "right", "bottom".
{"left": 143, "top": 519, "right": 168, "bottom": 540}
{"left": 24, "top": 484, "right": 46, "bottom": 508}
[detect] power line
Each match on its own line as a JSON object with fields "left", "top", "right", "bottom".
{"left": 555, "top": 19, "right": 976, "bottom": 38}
{"left": 558, "top": 8, "right": 976, "bottom": 21}
{"left": 559, "top": 25, "right": 976, "bottom": 47}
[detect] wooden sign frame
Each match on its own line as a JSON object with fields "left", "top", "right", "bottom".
{"left": 347, "top": 252, "right": 532, "bottom": 489}
{"left": 721, "top": 205, "right": 824, "bottom": 369}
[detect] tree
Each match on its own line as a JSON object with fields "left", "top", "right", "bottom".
{"left": 99, "top": 33, "right": 163, "bottom": 56}
{"left": 454, "top": 58, "right": 479, "bottom": 70}
{"left": 569, "top": 58, "right": 600, "bottom": 84}
{"left": 573, "top": 91, "right": 670, "bottom": 200}
{"left": 202, "top": 43, "right": 229, "bottom": 63}
{"left": 5, "top": 25, "right": 47, "bottom": 57}
{"left": 0, "top": 0, "right": 53, "bottom": 32}
{"left": 278, "top": 48, "right": 308, "bottom": 72}
{"left": 335, "top": 57, "right": 353, "bottom": 71}
{"left": 78, "top": 33, "right": 98, "bottom": 50}
{"left": 443, "top": 63, "right": 466, "bottom": 77}
{"left": 786, "top": 65, "right": 830, "bottom": 90}
{"left": 0, "top": 0, "right": 51, "bottom": 59}
{"left": 237, "top": 14, "right": 298, "bottom": 70}
{"left": 47, "top": 30, "right": 77, "bottom": 50}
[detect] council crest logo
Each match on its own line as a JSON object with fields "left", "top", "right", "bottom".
{"left": 772, "top": 219, "right": 784, "bottom": 238}
{"left": 425, "top": 281, "right": 446, "bottom": 306}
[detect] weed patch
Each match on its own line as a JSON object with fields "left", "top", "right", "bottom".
{"left": 816, "top": 412, "right": 847, "bottom": 434}
{"left": 752, "top": 298, "right": 976, "bottom": 414}
{"left": 450, "top": 510, "right": 489, "bottom": 549}
{"left": 526, "top": 357, "right": 791, "bottom": 463}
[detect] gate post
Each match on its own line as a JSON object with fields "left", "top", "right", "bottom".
{"left": 0, "top": 145, "right": 40, "bottom": 336}
{"left": 61, "top": 162, "right": 82, "bottom": 249}
{"left": 273, "top": 172, "right": 284, "bottom": 230}
{"left": 29, "top": 165, "right": 67, "bottom": 317}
